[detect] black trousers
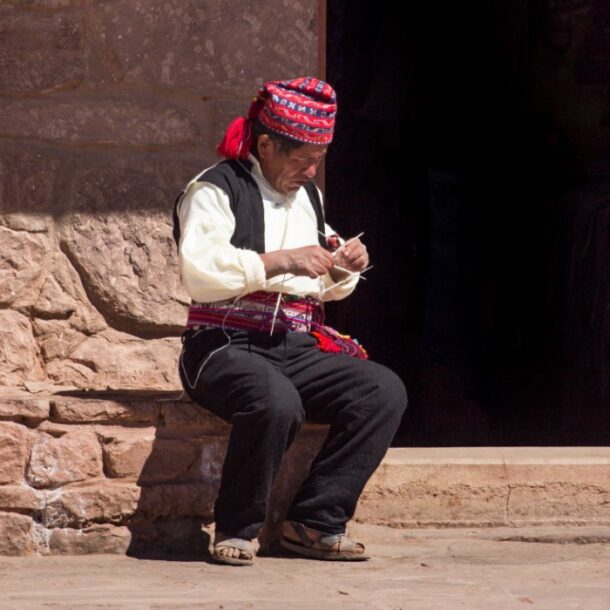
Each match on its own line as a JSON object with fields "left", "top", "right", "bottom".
{"left": 179, "top": 328, "right": 407, "bottom": 540}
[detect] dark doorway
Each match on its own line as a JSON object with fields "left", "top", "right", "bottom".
{"left": 325, "top": 1, "right": 610, "bottom": 446}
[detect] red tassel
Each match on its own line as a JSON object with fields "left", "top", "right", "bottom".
{"left": 217, "top": 116, "right": 252, "bottom": 160}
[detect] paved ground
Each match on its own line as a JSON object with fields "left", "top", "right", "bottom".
{"left": 1, "top": 524, "right": 610, "bottom": 609}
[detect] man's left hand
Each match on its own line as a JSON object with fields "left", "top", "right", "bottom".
{"left": 332, "top": 237, "right": 369, "bottom": 274}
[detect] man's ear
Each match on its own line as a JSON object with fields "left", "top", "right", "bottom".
{"left": 257, "top": 134, "right": 273, "bottom": 160}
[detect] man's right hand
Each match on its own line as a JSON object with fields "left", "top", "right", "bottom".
{"left": 260, "top": 246, "right": 334, "bottom": 279}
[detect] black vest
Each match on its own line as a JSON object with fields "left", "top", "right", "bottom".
{"left": 172, "top": 159, "right": 327, "bottom": 253}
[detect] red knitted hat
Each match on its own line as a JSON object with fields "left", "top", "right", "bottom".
{"left": 217, "top": 76, "right": 337, "bottom": 159}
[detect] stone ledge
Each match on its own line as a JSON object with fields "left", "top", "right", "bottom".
{"left": 2, "top": 386, "right": 609, "bottom": 555}
{"left": 356, "top": 447, "right": 610, "bottom": 528}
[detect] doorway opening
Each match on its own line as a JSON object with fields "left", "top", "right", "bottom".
{"left": 325, "top": 1, "right": 610, "bottom": 446}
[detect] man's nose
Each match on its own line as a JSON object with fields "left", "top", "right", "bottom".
{"left": 304, "top": 162, "right": 318, "bottom": 179}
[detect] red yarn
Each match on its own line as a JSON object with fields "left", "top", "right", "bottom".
{"left": 311, "top": 331, "right": 342, "bottom": 354}
{"left": 216, "top": 116, "right": 251, "bottom": 160}
{"left": 217, "top": 95, "right": 267, "bottom": 160}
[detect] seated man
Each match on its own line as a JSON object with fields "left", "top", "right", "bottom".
{"left": 174, "top": 76, "right": 407, "bottom": 565}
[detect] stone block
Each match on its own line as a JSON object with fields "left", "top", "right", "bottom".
{"left": 0, "top": 149, "right": 61, "bottom": 215}
{"left": 160, "top": 401, "right": 229, "bottom": 434}
{"left": 0, "top": 97, "right": 198, "bottom": 146}
{"left": 0, "top": 214, "right": 51, "bottom": 233}
{"left": 95, "top": 0, "right": 318, "bottom": 93}
{"left": 27, "top": 429, "right": 104, "bottom": 489}
{"left": 36, "top": 420, "right": 78, "bottom": 437}
{"left": 0, "top": 226, "right": 50, "bottom": 307}
{"left": 127, "top": 518, "right": 209, "bottom": 556}
{"left": 0, "top": 311, "right": 45, "bottom": 386}
{"left": 51, "top": 398, "right": 160, "bottom": 425}
{"left": 356, "top": 462, "right": 510, "bottom": 527}
{"left": 42, "top": 482, "right": 141, "bottom": 528}
{"left": 0, "top": 512, "right": 35, "bottom": 555}
{"left": 0, "top": 10, "right": 84, "bottom": 94}
{"left": 58, "top": 210, "right": 188, "bottom": 335}
{"left": 0, "top": 485, "right": 43, "bottom": 513}
{"left": 508, "top": 482, "right": 610, "bottom": 525}
{"left": 138, "top": 437, "right": 227, "bottom": 485}
{"left": 135, "top": 483, "right": 216, "bottom": 521}
{"left": 32, "top": 251, "right": 107, "bottom": 336}
{"left": 45, "top": 329, "right": 181, "bottom": 390}
{"left": 0, "top": 397, "right": 50, "bottom": 423}
{"left": 99, "top": 427, "right": 156, "bottom": 479}
{"left": 47, "top": 525, "right": 132, "bottom": 555}
{"left": 0, "top": 422, "right": 30, "bottom": 484}
{"left": 34, "top": 321, "right": 86, "bottom": 361}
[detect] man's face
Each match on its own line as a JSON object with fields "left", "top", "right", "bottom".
{"left": 257, "top": 136, "right": 327, "bottom": 195}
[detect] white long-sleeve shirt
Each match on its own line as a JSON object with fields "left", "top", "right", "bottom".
{"left": 176, "top": 154, "right": 360, "bottom": 304}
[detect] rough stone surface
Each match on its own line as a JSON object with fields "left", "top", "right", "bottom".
{"left": 0, "top": 311, "right": 45, "bottom": 385}
{"left": 358, "top": 464, "right": 510, "bottom": 527}
{"left": 27, "top": 429, "right": 104, "bottom": 489}
{"left": 0, "top": 150, "right": 61, "bottom": 215}
{"left": 0, "top": 397, "right": 50, "bottom": 423}
{"left": 138, "top": 437, "right": 225, "bottom": 485}
{"left": 0, "top": 422, "right": 30, "bottom": 484}
{"left": 159, "top": 400, "right": 229, "bottom": 434}
{"left": 31, "top": 250, "right": 108, "bottom": 336}
{"left": 356, "top": 448, "right": 610, "bottom": 528}
{"left": 45, "top": 329, "right": 181, "bottom": 389}
{"left": 508, "top": 482, "right": 610, "bottom": 525}
{"left": 0, "top": 0, "right": 320, "bottom": 392}
{"left": 0, "top": 485, "right": 43, "bottom": 513}
{"left": 0, "top": 512, "right": 34, "bottom": 556}
{"left": 127, "top": 517, "right": 209, "bottom": 556}
{"left": 135, "top": 483, "right": 216, "bottom": 521}
{"left": 35, "top": 323, "right": 87, "bottom": 363}
{"left": 42, "top": 483, "right": 141, "bottom": 528}
{"left": 47, "top": 525, "right": 131, "bottom": 555}
{"left": 0, "top": 10, "right": 84, "bottom": 94}
{"left": 0, "top": 226, "right": 50, "bottom": 307}
{"left": 58, "top": 211, "right": 188, "bottom": 335}
{"left": 96, "top": 0, "right": 318, "bottom": 93}
{"left": 0, "top": 97, "right": 199, "bottom": 146}
{"left": 51, "top": 398, "right": 160, "bottom": 424}
{"left": 99, "top": 427, "right": 156, "bottom": 479}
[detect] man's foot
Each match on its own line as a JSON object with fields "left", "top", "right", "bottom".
{"left": 212, "top": 532, "right": 257, "bottom": 566}
{"left": 280, "top": 521, "right": 370, "bottom": 561}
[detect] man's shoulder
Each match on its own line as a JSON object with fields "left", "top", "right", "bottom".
{"left": 196, "top": 158, "right": 254, "bottom": 184}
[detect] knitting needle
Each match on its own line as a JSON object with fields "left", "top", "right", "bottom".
{"left": 332, "top": 232, "right": 364, "bottom": 257}
{"left": 319, "top": 265, "right": 374, "bottom": 296}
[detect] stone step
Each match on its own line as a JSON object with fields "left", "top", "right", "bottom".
{"left": 1, "top": 390, "right": 609, "bottom": 555}
{"left": 357, "top": 447, "right": 610, "bottom": 528}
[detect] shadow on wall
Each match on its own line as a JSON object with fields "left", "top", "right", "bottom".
{"left": 39, "top": 389, "right": 326, "bottom": 559}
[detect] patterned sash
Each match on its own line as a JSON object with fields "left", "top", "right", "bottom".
{"left": 186, "top": 291, "right": 367, "bottom": 359}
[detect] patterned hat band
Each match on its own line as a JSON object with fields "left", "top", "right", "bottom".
{"left": 217, "top": 76, "right": 337, "bottom": 159}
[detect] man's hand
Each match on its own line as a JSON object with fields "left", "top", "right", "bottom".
{"left": 332, "top": 237, "right": 369, "bottom": 274}
{"left": 260, "top": 246, "right": 334, "bottom": 279}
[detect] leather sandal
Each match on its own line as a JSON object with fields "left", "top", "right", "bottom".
{"left": 280, "top": 521, "right": 369, "bottom": 561}
{"left": 212, "top": 532, "right": 257, "bottom": 566}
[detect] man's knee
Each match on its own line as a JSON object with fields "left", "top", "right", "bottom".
{"left": 358, "top": 364, "right": 408, "bottom": 422}
{"left": 244, "top": 385, "right": 305, "bottom": 431}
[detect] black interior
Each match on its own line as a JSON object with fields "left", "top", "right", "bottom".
{"left": 325, "top": 1, "right": 609, "bottom": 446}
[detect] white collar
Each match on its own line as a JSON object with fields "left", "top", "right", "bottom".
{"left": 246, "top": 153, "right": 297, "bottom": 203}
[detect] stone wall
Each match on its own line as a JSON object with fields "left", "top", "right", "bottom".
{"left": 0, "top": 390, "right": 327, "bottom": 555}
{"left": 0, "top": 0, "right": 320, "bottom": 390}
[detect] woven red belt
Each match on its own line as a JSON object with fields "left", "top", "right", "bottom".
{"left": 186, "top": 291, "right": 368, "bottom": 359}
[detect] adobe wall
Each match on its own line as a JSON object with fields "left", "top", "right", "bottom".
{"left": 0, "top": 0, "right": 320, "bottom": 390}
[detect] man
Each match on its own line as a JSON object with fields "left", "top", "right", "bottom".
{"left": 174, "top": 77, "right": 407, "bottom": 565}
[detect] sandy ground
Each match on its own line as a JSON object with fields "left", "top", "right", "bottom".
{"left": 1, "top": 524, "right": 610, "bottom": 610}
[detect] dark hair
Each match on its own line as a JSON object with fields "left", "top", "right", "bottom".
{"left": 250, "top": 119, "right": 304, "bottom": 157}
